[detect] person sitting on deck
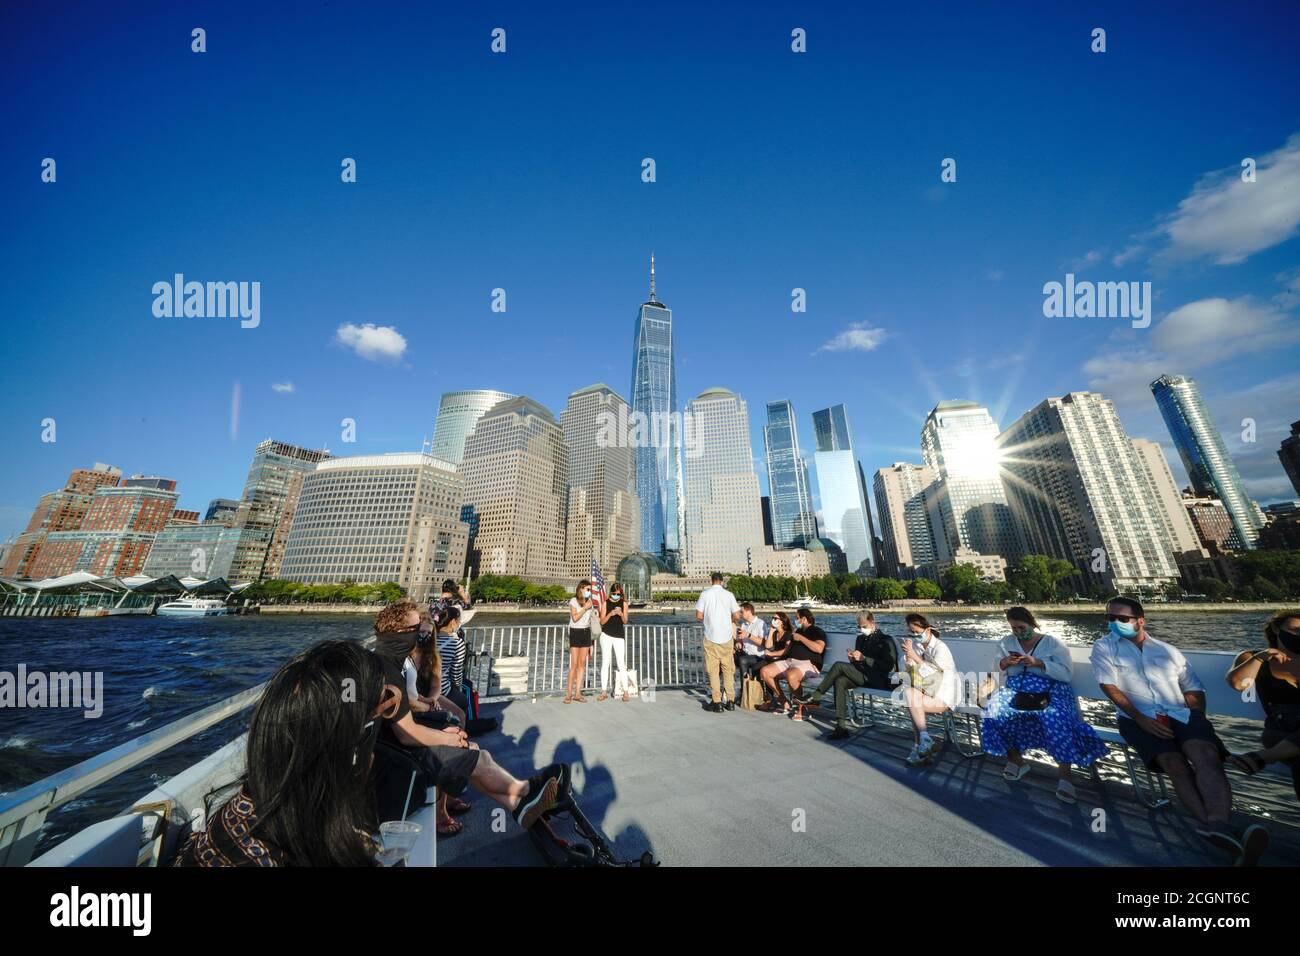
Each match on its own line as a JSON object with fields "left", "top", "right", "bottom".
{"left": 175, "top": 640, "right": 396, "bottom": 866}
{"left": 1226, "top": 609, "right": 1300, "bottom": 801}
{"left": 375, "top": 606, "right": 472, "bottom": 835}
{"left": 981, "top": 606, "right": 1107, "bottom": 804}
{"left": 898, "top": 613, "right": 960, "bottom": 766}
{"left": 1091, "top": 596, "right": 1268, "bottom": 866}
{"left": 374, "top": 600, "right": 570, "bottom": 837}
{"left": 433, "top": 581, "right": 492, "bottom": 732}
{"left": 799, "top": 610, "right": 897, "bottom": 740}
{"left": 755, "top": 611, "right": 795, "bottom": 711}
{"left": 761, "top": 607, "right": 825, "bottom": 718}
{"left": 734, "top": 602, "right": 768, "bottom": 684}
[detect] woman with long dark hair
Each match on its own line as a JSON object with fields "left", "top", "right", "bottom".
{"left": 1227, "top": 609, "right": 1300, "bottom": 799}
{"left": 175, "top": 640, "right": 397, "bottom": 866}
{"left": 565, "top": 579, "right": 596, "bottom": 703}
{"left": 597, "top": 582, "right": 631, "bottom": 701}
{"left": 757, "top": 611, "right": 796, "bottom": 713}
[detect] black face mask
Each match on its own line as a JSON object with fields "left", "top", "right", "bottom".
{"left": 1279, "top": 630, "right": 1300, "bottom": 655}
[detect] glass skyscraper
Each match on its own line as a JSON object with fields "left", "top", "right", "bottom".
{"left": 763, "top": 400, "right": 816, "bottom": 548}
{"left": 629, "top": 255, "right": 683, "bottom": 569}
{"left": 431, "top": 390, "right": 517, "bottom": 466}
{"left": 920, "top": 400, "right": 1021, "bottom": 564}
{"left": 1151, "top": 374, "right": 1263, "bottom": 550}
{"left": 810, "top": 403, "right": 875, "bottom": 574}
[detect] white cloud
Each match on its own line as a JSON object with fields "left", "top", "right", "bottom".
{"left": 335, "top": 323, "right": 407, "bottom": 362}
{"left": 1082, "top": 295, "right": 1300, "bottom": 408}
{"left": 271, "top": 382, "right": 295, "bottom": 394}
{"left": 814, "top": 322, "right": 889, "bottom": 354}
{"left": 1159, "top": 132, "right": 1300, "bottom": 266}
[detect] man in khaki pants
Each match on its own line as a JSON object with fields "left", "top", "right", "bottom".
{"left": 695, "top": 571, "right": 741, "bottom": 713}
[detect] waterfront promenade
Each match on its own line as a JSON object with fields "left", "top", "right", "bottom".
{"left": 441, "top": 688, "right": 1300, "bottom": 867}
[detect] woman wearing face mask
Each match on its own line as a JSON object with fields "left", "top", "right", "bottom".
{"left": 597, "top": 583, "right": 631, "bottom": 702}
{"left": 1226, "top": 610, "right": 1300, "bottom": 800}
{"left": 899, "top": 613, "right": 960, "bottom": 765}
{"left": 980, "top": 607, "right": 1107, "bottom": 803}
{"left": 565, "top": 580, "right": 596, "bottom": 704}
{"left": 757, "top": 611, "right": 795, "bottom": 713}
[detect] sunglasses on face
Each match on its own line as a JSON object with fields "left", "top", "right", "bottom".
{"left": 353, "top": 683, "right": 403, "bottom": 765}
{"left": 1105, "top": 614, "right": 1135, "bottom": 623}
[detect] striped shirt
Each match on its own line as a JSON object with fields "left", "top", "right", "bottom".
{"left": 437, "top": 630, "right": 467, "bottom": 696}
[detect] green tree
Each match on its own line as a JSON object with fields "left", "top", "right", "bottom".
{"left": 909, "top": 577, "right": 942, "bottom": 600}
{"left": 1008, "top": 554, "right": 1078, "bottom": 602}
{"left": 940, "top": 563, "right": 984, "bottom": 602}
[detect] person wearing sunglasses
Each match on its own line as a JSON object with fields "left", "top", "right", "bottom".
{"left": 1091, "top": 596, "right": 1268, "bottom": 866}
{"left": 1226, "top": 609, "right": 1300, "bottom": 800}
{"left": 374, "top": 601, "right": 570, "bottom": 833}
{"left": 176, "top": 640, "right": 395, "bottom": 866}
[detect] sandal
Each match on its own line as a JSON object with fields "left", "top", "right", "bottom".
{"left": 573, "top": 693, "right": 587, "bottom": 703}
{"left": 597, "top": 692, "right": 608, "bottom": 702}
{"left": 447, "top": 796, "right": 472, "bottom": 815}
{"left": 622, "top": 691, "right": 630, "bottom": 702}
{"left": 1229, "top": 752, "right": 1267, "bottom": 775}
{"left": 562, "top": 695, "right": 573, "bottom": 704}
{"left": 437, "top": 816, "right": 463, "bottom": 837}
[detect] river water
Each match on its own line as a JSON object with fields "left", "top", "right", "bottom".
{"left": 0, "top": 608, "right": 1287, "bottom": 856}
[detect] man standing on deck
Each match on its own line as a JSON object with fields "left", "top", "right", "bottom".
{"left": 696, "top": 571, "right": 741, "bottom": 713}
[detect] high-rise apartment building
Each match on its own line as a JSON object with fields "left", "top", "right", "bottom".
{"left": 279, "top": 452, "right": 468, "bottom": 600}
{"left": 459, "top": 396, "right": 569, "bottom": 583}
{"left": 1131, "top": 438, "right": 1204, "bottom": 557}
{"left": 998, "top": 391, "right": 1179, "bottom": 591}
{"left": 227, "top": 440, "right": 331, "bottom": 582}
{"left": 682, "top": 388, "right": 765, "bottom": 574}
{"left": 1183, "top": 494, "right": 1236, "bottom": 554}
{"left": 0, "top": 463, "right": 122, "bottom": 578}
{"left": 811, "top": 404, "right": 875, "bottom": 574}
{"left": 1151, "top": 374, "right": 1263, "bottom": 550}
{"left": 873, "top": 462, "right": 938, "bottom": 579}
{"left": 560, "top": 384, "right": 639, "bottom": 580}
{"left": 921, "top": 401, "right": 1021, "bottom": 564}
{"left": 629, "top": 255, "right": 683, "bottom": 569}
{"left": 28, "top": 480, "right": 180, "bottom": 580}
{"left": 430, "top": 390, "right": 518, "bottom": 466}
{"left": 763, "top": 400, "right": 817, "bottom": 548}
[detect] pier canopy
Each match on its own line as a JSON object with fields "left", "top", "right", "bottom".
{"left": 0, "top": 572, "right": 246, "bottom": 613}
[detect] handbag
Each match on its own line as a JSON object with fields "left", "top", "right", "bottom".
{"left": 1010, "top": 691, "right": 1051, "bottom": 711}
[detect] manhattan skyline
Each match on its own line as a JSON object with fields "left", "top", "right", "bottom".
{"left": 4, "top": 2, "right": 1300, "bottom": 542}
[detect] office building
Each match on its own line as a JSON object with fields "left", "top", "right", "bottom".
{"left": 0, "top": 463, "right": 122, "bottom": 579}
{"left": 921, "top": 401, "right": 1021, "bottom": 565}
{"left": 560, "top": 383, "right": 639, "bottom": 580}
{"left": 873, "top": 462, "right": 939, "bottom": 580}
{"left": 1131, "top": 438, "right": 1204, "bottom": 558}
{"left": 1151, "top": 374, "right": 1263, "bottom": 550}
{"left": 811, "top": 404, "right": 875, "bottom": 574}
{"left": 280, "top": 452, "right": 469, "bottom": 599}
{"left": 629, "top": 254, "right": 683, "bottom": 569}
{"left": 27, "top": 480, "right": 180, "bottom": 580}
{"left": 430, "top": 390, "right": 518, "bottom": 466}
{"left": 459, "top": 396, "right": 569, "bottom": 583}
{"left": 1279, "top": 422, "right": 1300, "bottom": 497}
{"left": 763, "top": 400, "right": 817, "bottom": 548}
{"left": 1183, "top": 494, "right": 1236, "bottom": 554}
{"left": 682, "top": 388, "right": 765, "bottom": 574}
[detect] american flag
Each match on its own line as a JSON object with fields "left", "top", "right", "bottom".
{"left": 590, "top": 556, "right": 606, "bottom": 605}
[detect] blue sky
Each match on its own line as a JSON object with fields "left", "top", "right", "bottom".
{"left": 3, "top": 0, "right": 1300, "bottom": 540}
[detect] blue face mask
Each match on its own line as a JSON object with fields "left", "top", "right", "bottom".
{"left": 1109, "top": 620, "right": 1138, "bottom": 639}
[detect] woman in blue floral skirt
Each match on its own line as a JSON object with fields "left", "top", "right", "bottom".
{"left": 982, "top": 606, "right": 1108, "bottom": 804}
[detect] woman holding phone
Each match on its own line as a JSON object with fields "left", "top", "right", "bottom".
{"left": 981, "top": 606, "right": 1107, "bottom": 802}
{"left": 565, "top": 579, "right": 596, "bottom": 703}
{"left": 597, "top": 582, "right": 631, "bottom": 701}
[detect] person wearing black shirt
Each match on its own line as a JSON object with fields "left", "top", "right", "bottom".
{"left": 801, "top": 611, "right": 897, "bottom": 739}
{"left": 760, "top": 607, "right": 826, "bottom": 716}
{"left": 1227, "top": 610, "right": 1300, "bottom": 800}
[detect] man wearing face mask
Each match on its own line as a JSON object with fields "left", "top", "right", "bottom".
{"left": 1091, "top": 596, "right": 1268, "bottom": 866}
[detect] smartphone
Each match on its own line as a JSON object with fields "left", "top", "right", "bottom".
{"left": 1155, "top": 713, "right": 1171, "bottom": 728}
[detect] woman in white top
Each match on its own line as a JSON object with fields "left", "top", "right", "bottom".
{"left": 565, "top": 579, "right": 596, "bottom": 704}
{"left": 981, "top": 607, "right": 1107, "bottom": 803}
{"left": 900, "top": 613, "right": 960, "bottom": 766}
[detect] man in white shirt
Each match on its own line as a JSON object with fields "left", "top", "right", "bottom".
{"left": 734, "top": 602, "right": 768, "bottom": 693}
{"left": 696, "top": 572, "right": 741, "bottom": 713}
{"left": 1092, "top": 596, "right": 1267, "bottom": 866}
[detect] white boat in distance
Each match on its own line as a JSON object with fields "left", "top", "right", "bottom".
{"left": 783, "top": 595, "right": 824, "bottom": 609}
{"left": 156, "top": 599, "right": 230, "bottom": 617}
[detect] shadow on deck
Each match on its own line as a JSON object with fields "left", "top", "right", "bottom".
{"left": 438, "top": 689, "right": 1300, "bottom": 867}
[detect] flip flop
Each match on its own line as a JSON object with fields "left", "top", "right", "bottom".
{"left": 447, "top": 796, "right": 472, "bottom": 815}
{"left": 1229, "top": 752, "right": 1267, "bottom": 775}
{"left": 437, "top": 817, "right": 463, "bottom": 837}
